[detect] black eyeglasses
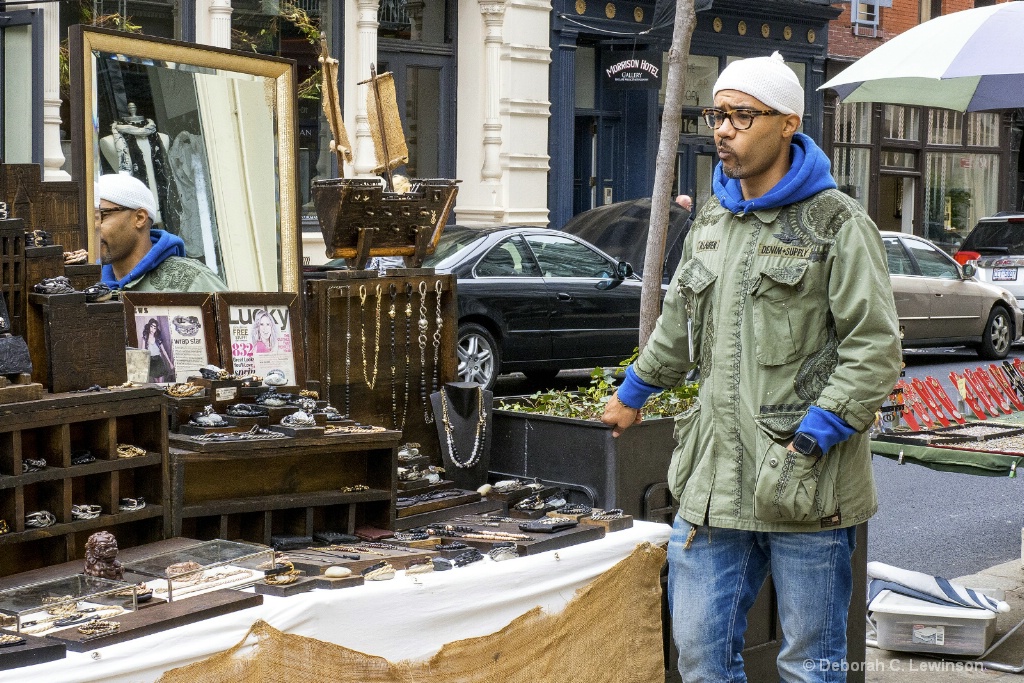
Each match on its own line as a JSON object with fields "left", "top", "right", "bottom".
{"left": 701, "top": 108, "right": 782, "bottom": 131}
{"left": 94, "top": 206, "right": 132, "bottom": 222}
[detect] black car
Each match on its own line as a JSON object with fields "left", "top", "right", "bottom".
{"left": 421, "top": 226, "right": 644, "bottom": 389}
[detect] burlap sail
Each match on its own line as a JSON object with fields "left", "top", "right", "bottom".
{"left": 366, "top": 71, "right": 409, "bottom": 174}
{"left": 157, "top": 542, "right": 666, "bottom": 683}
{"left": 318, "top": 38, "right": 352, "bottom": 169}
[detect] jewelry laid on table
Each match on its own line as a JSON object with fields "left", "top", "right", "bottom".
{"left": 198, "top": 365, "right": 232, "bottom": 381}
{"left": 439, "top": 386, "right": 487, "bottom": 469}
{"left": 77, "top": 620, "right": 120, "bottom": 637}
{"left": 280, "top": 410, "right": 316, "bottom": 428}
{"left": 256, "top": 389, "right": 288, "bottom": 407}
{"left": 71, "top": 450, "right": 96, "bottom": 466}
{"left": 118, "top": 497, "right": 146, "bottom": 512}
{"left": 154, "top": 568, "right": 256, "bottom": 598}
{"left": 359, "top": 284, "right": 382, "bottom": 390}
{"left": 63, "top": 249, "right": 89, "bottom": 265}
{"left": 22, "top": 457, "right": 47, "bottom": 473}
{"left": 25, "top": 510, "right": 56, "bottom": 528}
{"left": 432, "top": 280, "right": 443, "bottom": 397}
{"left": 434, "top": 541, "right": 469, "bottom": 552}
{"left": 24, "top": 229, "right": 52, "bottom": 247}
{"left": 324, "top": 424, "right": 387, "bottom": 435}
{"left": 285, "top": 395, "right": 318, "bottom": 412}
{"left": 397, "top": 443, "right": 420, "bottom": 461}
{"left": 426, "top": 524, "right": 531, "bottom": 543}
{"left": 83, "top": 283, "right": 113, "bottom": 303}
{"left": 392, "top": 530, "right": 429, "bottom": 542}
{"left": 72, "top": 504, "right": 102, "bottom": 520}
{"left": 263, "top": 561, "right": 301, "bottom": 586}
{"left": 20, "top": 606, "right": 126, "bottom": 636}
{"left": 492, "top": 480, "right": 524, "bottom": 494}
{"left": 263, "top": 369, "right": 288, "bottom": 386}
{"left": 405, "top": 558, "right": 434, "bottom": 575}
{"left": 361, "top": 561, "right": 396, "bottom": 581}
{"left": 590, "top": 508, "right": 625, "bottom": 521}
{"left": 42, "top": 596, "right": 79, "bottom": 616}
{"left": 0, "top": 633, "right": 26, "bottom": 647}
{"left": 488, "top": 544, "right": 519, "bottom": 562}
{"left": 191, "top": 425, "right": 287, "bottom": 442}
{"left": 171, "top": 315, "right": 201, "bottom": 336}
{"left": 226, "top": 403, "right": 268, "bottom": 417}
{"left": 322, "top": 405, "right": 344, "bottom": 421}
{"left": 299, "top": 389, "right": 319, "bottom": 400}
{"left": 33, "top": 276, "right": 74, "bottom": 295}
{"left": 116, "top": 443, "right": 146, "bottom": 459}
{"left": 396, "top": 489, "right": 465, "bottom": 508}
{"left": 166, "top": 383, "right": 204, "bottom": 398}
{"left": 339, "top": 484, "right": 369, "bottom": 493}
{"left": 166, "top": 561, "right": 204, "bottom": 584}
{"left": 0, "top": 519, "right": 8, "bottom": 535}
{"left": 556, "top": 503, "right": 592, "bottom": 516}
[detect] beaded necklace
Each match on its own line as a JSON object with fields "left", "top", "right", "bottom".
{"left": 439, "top": 386, "right": 486, "bottom": 468}
{"left": 417, "top": 281, "right": 432, "bottom": 424}
{"left": 359, "top": 284, "right": 382, "bottom": 389}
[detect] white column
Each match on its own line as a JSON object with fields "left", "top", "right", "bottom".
{"left": 478, "top": 0, "right": 506, "bottom": 182}
{"left": 23, "top": 3, "right": 70, "bottom": 180}
{"left": 208, "top": 0, "right": 233, "bottom": 49}
{"left": 353, "top": 0, "right": 380, "bottom": 177}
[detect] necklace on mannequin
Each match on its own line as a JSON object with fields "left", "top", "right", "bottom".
{"left": 439, "top": 386, "right": 487, "bottom": 468}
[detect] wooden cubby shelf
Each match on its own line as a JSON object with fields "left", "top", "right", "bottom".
{"left": 0, "top": 387, "right": 169, "bottom": 577}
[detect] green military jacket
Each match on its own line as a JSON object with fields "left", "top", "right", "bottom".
{"left": 123, "top": 256, "right": 228, "bottom": 292}
{"left": 634, "top": 189, "right": 902, "bottom": 532}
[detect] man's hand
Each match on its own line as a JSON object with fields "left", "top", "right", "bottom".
{"left": 601, "top": 392, "right": 642, "bottom": 437}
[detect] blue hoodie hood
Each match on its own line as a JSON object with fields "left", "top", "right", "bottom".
{"left": 101, "top": 229, "right": 186, "bottom": 289}
{"left": 712, "top": 132, "right": 837, "bottom": 215}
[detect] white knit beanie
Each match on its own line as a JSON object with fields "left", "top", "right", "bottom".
{"left": 95, "top": 172, "right": 158, "bottom": 219}
{"left": 712, "top": 51, "right": 803, "bottom": 118}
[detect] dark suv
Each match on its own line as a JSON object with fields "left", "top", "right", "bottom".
{"left": 955, "top": 213, "right": 1024, "bottom": 306}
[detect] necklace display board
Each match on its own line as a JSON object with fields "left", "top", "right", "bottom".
{"left": 305, "top": 272, "right": 458, "bottom": 461}
{"left": 0, "top": 387, "right": 169, "bottom": 578}
{"left": 430, "top": 382, "right": 492, "bottom": 491}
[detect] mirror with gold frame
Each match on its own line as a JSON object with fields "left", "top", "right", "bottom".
{"left": 69, "top": 26, "right": 301, "bottom": 292}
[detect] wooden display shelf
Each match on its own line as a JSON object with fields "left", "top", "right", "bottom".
{"left": 0, "top": 453, "right": 162, "bottom": 490}
{"left": 180, "top": 490, "right": 391, "bottom": 518}
{"left": 0, "top": 629, "right": 66, "bottom": 671}
{"left": 0, "top": 507, "right": 164, "bottom": 545}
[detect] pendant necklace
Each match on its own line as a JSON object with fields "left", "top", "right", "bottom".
{"left": 344, "top": 286, "right": 352, "bottom": 417}
{"left": 389, "top": 284, "right": 398, "bottom": 428}
{"left": 359, "top": 284, "right": 382, "bottom": 390}
{"left": 396, "top": 283, "right": 413, "bottom": 430}
{"left": 439, "top": 386, "right": 486, "bottom": 468}
{"left": 418, "top": 281, "right": 432, "bottom": 424}
{"left": 432, "top": 279, "right": 444, "bottom": 396}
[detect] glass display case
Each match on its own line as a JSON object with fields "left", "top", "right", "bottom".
{"left": 0, "top": 575, "right": 138, "bottom": 636}
{"left": 123, "top": 539, "right": 273, "bottom": 601}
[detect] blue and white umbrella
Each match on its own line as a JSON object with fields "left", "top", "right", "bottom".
{"left": 820, "top": 2, "right": 1024, "bottom": 112}
{"left": 867, "top": 561, "right": 1010, "bottom": 613}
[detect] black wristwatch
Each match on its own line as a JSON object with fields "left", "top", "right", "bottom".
{"left": 791, "top": 432, "right": 822, "bottom": 457}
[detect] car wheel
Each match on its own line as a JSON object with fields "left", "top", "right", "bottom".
{"left": 457, "top": 323, "right": 500, "bottom": 390}
{"left": 978, "top": 306, "right": 1014, "bottom": 360}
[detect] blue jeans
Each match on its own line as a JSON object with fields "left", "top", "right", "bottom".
{"left": 667, "top": 517, "right": 858, "bottom": 683}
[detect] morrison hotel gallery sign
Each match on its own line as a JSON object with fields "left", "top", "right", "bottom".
{"left": 602, "top": 51, "right": 663, "bottom": 90}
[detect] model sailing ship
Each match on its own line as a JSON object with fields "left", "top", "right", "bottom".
{"left": 311, "top": 37, "right": 459, "bottom": 269}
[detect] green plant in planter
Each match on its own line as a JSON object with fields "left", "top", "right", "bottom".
{"left": 497, "top": 353, "right": 698, "bottom": 421}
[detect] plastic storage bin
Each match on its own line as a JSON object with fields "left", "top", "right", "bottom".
{"left": 870, "top": 589, "right": 998, "bottom": 656}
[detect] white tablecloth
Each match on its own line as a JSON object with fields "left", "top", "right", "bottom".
{"left": 0, "top": 521, "right": 671, "bottom": 683}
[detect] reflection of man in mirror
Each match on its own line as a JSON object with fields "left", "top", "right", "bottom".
{"left": 99, "top": 102, "right": 179, "bottom": 233}
{"left": 96, "top": 173, "right": 227, "bottom": 292}
{"left": 250, "top": 309, "right": 277, "bottom": 353}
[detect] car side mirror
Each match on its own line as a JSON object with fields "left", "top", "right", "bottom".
{"left": 962, "top": 263, "right": 976, "bottom": 278}
{"left": 616, "top": 261, "right": 634, "bottom": 279}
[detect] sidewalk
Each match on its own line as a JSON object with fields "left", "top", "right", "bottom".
{"left": 867, "top": 555, "right": 1024, "bottom": 682}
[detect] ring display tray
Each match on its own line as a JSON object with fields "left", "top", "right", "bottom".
{"left": 394, "top": 497, "right": 503, "bottom": 531}
{"left": 44, "top": 588, "right": 263, "bottom": 652}
{"left": 579, "top": 514, "right": 634, "bottom": 533}
{"left": 0, "top": 575, "right": 138, "bottom": 636}
{"left": 122, "top": 539, "right": 273, "bottom": 602}
{"left": 287, "top": 544, "right": 437, "bottom": 575}
{"left": 0, "top": 628, "right": 65, "bottom": 670}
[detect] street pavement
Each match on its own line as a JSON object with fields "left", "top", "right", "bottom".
{"left": 867, "top": 557, "right": 1024, "bottom": 682}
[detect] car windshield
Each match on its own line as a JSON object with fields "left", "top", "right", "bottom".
{"left": 961, "top": 221, "right": 1024, "bottom": 253}
{"left": 423, "top": 227, "right": 490, "bottom": 268}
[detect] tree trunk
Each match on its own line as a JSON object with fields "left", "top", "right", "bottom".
{"left": 639, "top": 0, "right": 698, "bottom": 349}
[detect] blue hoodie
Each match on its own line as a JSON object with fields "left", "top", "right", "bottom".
{"left": 101, "top": 229, "right": 187, "bottom": 289}
{"left": 712, "top": 132, "right": 837, "bottom": 214}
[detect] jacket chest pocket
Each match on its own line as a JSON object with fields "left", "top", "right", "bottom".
{"left": 750, "top": 261, "right": 825, "bottom": 366}
{"left": 676, "top": 258, "right": 718, "bottom": 362}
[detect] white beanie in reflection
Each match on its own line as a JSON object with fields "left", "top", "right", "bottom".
{"left": 95, "top": 172, "right": 158, "bottom": 219}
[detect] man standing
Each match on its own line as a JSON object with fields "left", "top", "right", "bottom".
{"left": 601, "top": 52, "right": 901, "bottom": 681}
{"left": 95, "top": 173, "right": 227, "bottom": 292}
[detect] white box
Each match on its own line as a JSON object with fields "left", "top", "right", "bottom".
{"left": 870, "top": 589, "right": 998, "bottom": 656}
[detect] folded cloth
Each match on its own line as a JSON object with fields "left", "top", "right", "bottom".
{"left": 867, "top": 561, "right": 1009, "bottom": 613}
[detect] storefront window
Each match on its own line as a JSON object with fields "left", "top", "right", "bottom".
{"left": 834, "top": 102, "right": 872, "bottom": 145}
{"left": 576, "top": 47, "right": 596, "bottom": 110}
{"left": 927, "top": 109, "right": 963, "bottom": 145}
{"left": 379, "top": 0, "right": 449, "bottom": 43}
{"left": 880, "top": 150, "right": 916, "bottom": 169}
{"left": 882, "top": 105, "right": 919, "bottom": 141}
{"left": 660, "top": 54, "right": 717, "bottom": 109}
{"left": 832, "top": 147, "right": 871, "bottom": 210}
{"left": 924, "top": 151, "right": 999, "bottom": 247}
{"left": 966, "top": 113, "right": 1000, "bottom": 147}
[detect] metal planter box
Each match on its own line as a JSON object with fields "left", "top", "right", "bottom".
{"left": 488, "top": 408, "right": 676, "bottom": 519}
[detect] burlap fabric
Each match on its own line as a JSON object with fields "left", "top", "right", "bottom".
{"left": 366, "top": 71, "right": 410, "bottom": 174}
{"left": 157, "top": 541, "right": 666, "bottom": 683}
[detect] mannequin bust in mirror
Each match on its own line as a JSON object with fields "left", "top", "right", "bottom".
{"left": 430, "top": 382, "right": 494, "bottom": 490}
{"left": 99, "top": 102, "right": 178, "bottom": 233}
{"left": 96, "top": 173, "right": 227, "bottom": 292}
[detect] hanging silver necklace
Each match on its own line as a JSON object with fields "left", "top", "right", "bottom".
{"left": 439, "top": 386, "right": 486, "bottom": 468}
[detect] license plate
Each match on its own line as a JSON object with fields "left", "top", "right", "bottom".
{"left": 993, "top": 267, "right": 1018, "bottom": 281}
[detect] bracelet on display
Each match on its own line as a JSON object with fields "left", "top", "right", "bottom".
{"left": 324, "top": 424, "right": 388, "bottom": 435}
{"left": 339, "top": 484, "right": 369, "bottom": 493}
{"left": 397, "top": 443, "right": 421, "bottom": 461}
{"left": 263, "top": 369, "right": 288, "bottom": 386}
{"left": 590, "top": 508, "right": 625, "bottom": 521}
{"left": 361, "top": 561, "right": 396, "bottom": 581}
{"left": 166, "top": 383, "right": 204, "bottom": 398}
{"left": 256, "top": 389, "right": 288, "bottom": 407}
{"left": 189, "top": 406, "right": 228, "bottom": 427}
{"left": 22, "top": 457, "right": 47, "bottom": 473}
{"left": 405, "top": 558, "right": 435, "bottom": 575}
{"left": 280, "top": 410, "right": 316, "bottom": 427}
{"left": 396, "top": 489, "right": 465, "bottom": 508}
{"left": 83, "top": 283, "right": 113, "bottom": 303}
{"left": 116, "top": 444, "right": 146, "bottom": 459}
{"left": 171, "top": 315, "right": 201, "bottom": 337}
{"left": 434, "top": 541, "right": 469, "bottom": 552}
{"left": 118, "top": 497, "right": 146, "bottom": 512}
{"left": 263, "top": 561, "right": 302, "bottom": 586}
{"left": 392, "top": 530, "right": 429, "bottom": 542}
{"left": 488, "top": 545, "right": 519, "bottom": 562}
{"left": 71, "top": 504, "right": 102, "bottom": 520}
{"left": 0, "top": 633, "right": 25, "bottom": 648}
{"left": 63, "top": 249, "right": 89, "bottom": 265}
{"left": 24, "top": 229, "right": 52, "bottom": 248}
{"left": 322, "top": 405, "right": 344, "bottom": 422}
{"left": 191, "top": 425, "right": 287, "bottom": 442}
{"left": 32, "top": 275, "right": 74, "bottom": 295}
{"left": 226, "top": 403, "right": 268, "bottom": 417}
{"left": 25, "top": 510, "right": 56, "bottom": 528}
{"left": 198, "top": 365, "right": 233, "bottom": 381}
{"left": 299, "top": 389, "right": 319, "bottom": 400}
{"left": 555, "top": 503, "right": 592, "bottom": 516}
{"left": 71, "top": 450, "right": 95, "bottom": 466}
{"left": 77, "top": 620, "right": 120, "bottom": 637}
{"left": 0, "top": 519, "right": 8, "bottom": 535}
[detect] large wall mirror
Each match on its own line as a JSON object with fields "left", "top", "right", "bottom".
{"left": 69, "top": 26, "right": 300, "bottom": 292}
